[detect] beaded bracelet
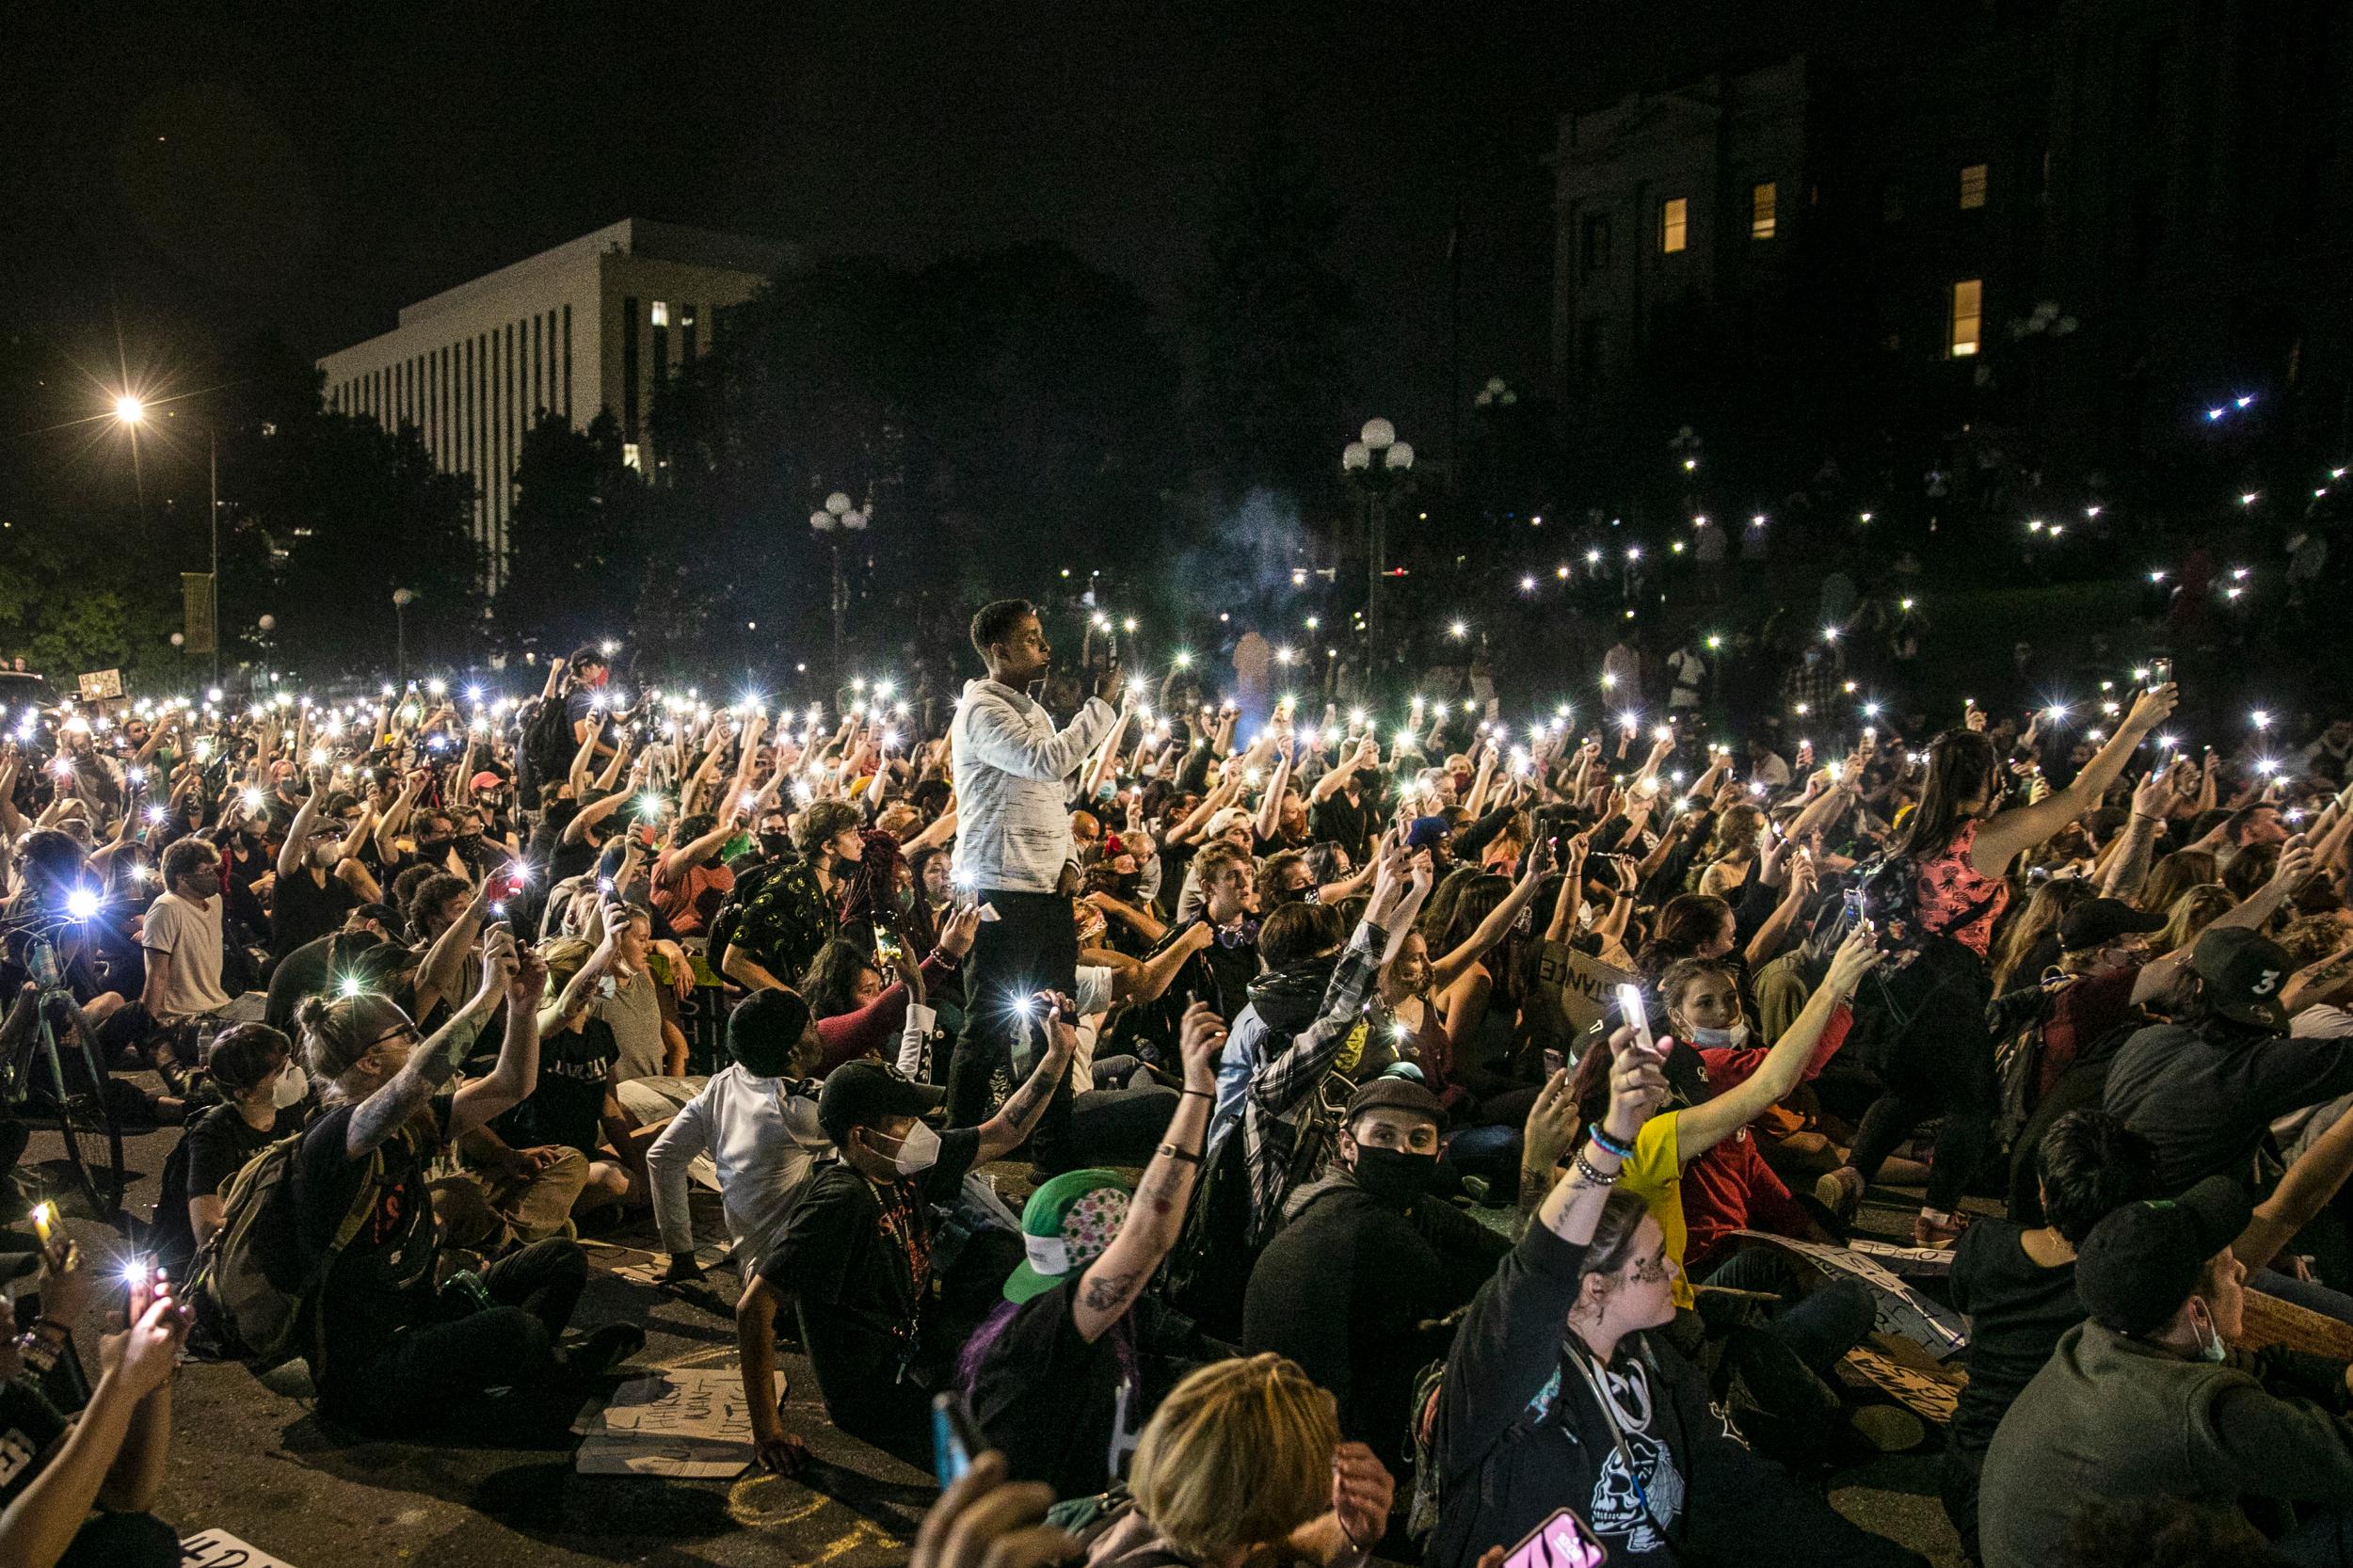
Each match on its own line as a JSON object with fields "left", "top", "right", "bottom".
{"left": 1585, "top": 1123, "right": 1636, "bottom": 1160}
{"left": 1569, "top": 1150, "right": 1621, "bottom": 1188}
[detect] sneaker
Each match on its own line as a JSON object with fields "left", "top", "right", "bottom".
{"left": 1815, "top": 1166, "right": 1865, "bottom": 1223}
{"left": 1913, "top": 1208, "right": 1970, "bottom": 1249}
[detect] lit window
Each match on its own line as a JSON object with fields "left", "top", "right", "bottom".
{"left": 1949, "top": 280, "right": 1982, "bottom": 358}
{"left": 1751, "top": 182, "right": 1777, "bottom": 240}
{"left": 1661, "top": 197, "right": 1688, "bottom": 254}
{"left": 1960, "top": 164, "right": 1988, "bottom": 210}
{"left": 621, "top": 441, "right": 643, "bottom": 470}
{"left": 649, "top": 301, "right": 669, "bottom": 328}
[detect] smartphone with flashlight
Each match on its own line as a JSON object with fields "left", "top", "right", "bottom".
{"left": 2148, "top": 657, "right": 2173, "bottom": 691}
{"left": 932, "top": 1391, "right": 986, "bottom": 1487}
{"left": 1615, "top": 982, "right": 1658, "bottom": 1056}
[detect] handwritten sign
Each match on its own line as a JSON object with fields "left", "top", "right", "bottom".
{"left": 181, "top": 1529, "right": 301, "bottom": 1568}
{"left": 1732, "top": 1230, "right": 1969, "bottom": 1357}
{"left": 1533, "top": 940, "right": 1636, "bottom": 1045}
{"left": 577, "top": 1433, "right": 758, "bottom": 1478}
{"left": 76, "top": 668, "right": 124, "bottom": 702}
{"left": 574, "top": 1365, "right": 782, "bottom": 1477}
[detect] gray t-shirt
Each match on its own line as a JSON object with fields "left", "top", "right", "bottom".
{"left": 140, "top": 890, "right": 232, "bottom": 1017}
{"left": 596, "top": 968, "right": 665, "bottom": 1082}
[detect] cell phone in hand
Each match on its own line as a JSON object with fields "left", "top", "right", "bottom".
{"left": 932, "top": 1391, "right": 985, "bottom": 1488}
{"left": 1501, "top": 1507, "right": 1609, "bottom": 1568}
{"left": 2149, "top": 657, "right": 2173, "bottom": 691}
{"left": 1615, "top": 982, "right": 1658, "bottom": 1056}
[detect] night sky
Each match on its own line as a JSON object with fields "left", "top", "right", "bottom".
{"left": 8, "top": 1, "right": 1858, "bottom": 458}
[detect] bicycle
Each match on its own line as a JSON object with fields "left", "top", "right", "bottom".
{"left": 0, "top": 910, "right": 128, "bottom": 1219}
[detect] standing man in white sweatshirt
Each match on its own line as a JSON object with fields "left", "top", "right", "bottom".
{"left": 945, "top": 600, "right": 1121, "bottom": 1155}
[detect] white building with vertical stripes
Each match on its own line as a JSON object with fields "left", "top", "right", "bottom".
{"left": 316, "top": 219, "right": 792, "bottom": 592}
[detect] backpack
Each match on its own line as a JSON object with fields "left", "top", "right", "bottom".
{"left": 517, "top": 696, "right": 575, "bottom": 812}
{"left": 1160, "top": 1126, "right": 1257, "bottom": 1341}
{"left": 194, "top": 1131, "right": 383, "bottom": 1367}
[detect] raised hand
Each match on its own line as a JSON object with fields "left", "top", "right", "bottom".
{"left": 1598, "top": 1023, "right": 1670, "bottom": 1145}
{"left": 1823, "top": 919, "right": 1884, "bottom": 998}
{"left": 1522, "top": 1066, "right": 1580, "bottom": 1176}
{"left": 2124, "top": 682, "right": 2179, "bottom": 736}
{"left": 1176, "top": 1000, "right": 1228, "bottom": 1091}
{"left": 1331, "top": 1441, "right": 1396, "bottom": 1556}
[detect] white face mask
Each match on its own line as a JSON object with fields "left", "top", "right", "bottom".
{"left": 873, "top": 1121, "right": 941, "bottom": 1176}
{"left": 1684, "top": 1020, "right": 1750, "bottom": 1048}
{"left": 2192, "top": 1305, "right": 2228, "bottom": 1363}
{"left": 271, "top": 1064, "right": 310, "bottom": 1110}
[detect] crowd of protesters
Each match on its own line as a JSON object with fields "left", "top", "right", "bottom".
{"left": 0, "top": 579, "right": 2350, "bottom": 1568}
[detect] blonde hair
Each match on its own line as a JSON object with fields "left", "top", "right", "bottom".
{"left": 2154, "top": 884, "right": 2234, "bottom": 957}
{"left": 1129, "top": 1354, "right": 1337, "bottom": 1561}
{"left": 296, "top": 991, "right": 414, "bottom": 1090}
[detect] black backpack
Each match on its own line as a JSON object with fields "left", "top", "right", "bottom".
{"left": 517, "top": 696, "right": 574, "bottom": 811}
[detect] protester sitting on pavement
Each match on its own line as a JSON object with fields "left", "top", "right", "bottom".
{"left": 962, "top": 1000, "right": 1229, "bottom": 1500}
{"left": 1977, "top": 1176, "right": 2353, "bottom": 1568}
{"left": 263, "top": 902, "right": 402, "bottom": 1032}
{"left": 736, "top": 1007, "right": 1077, "bottom": 1473}
{"left": 292, "top": 926, "right": 639, "bottom": 1432}
{"left": 1425, "top": 1024, "right": 1926, "bottom": 1568}
{"left": 1080, "top": 1353, "right": 1396, "bottom": 1568}
{"left": 496, "top": 922, "right": 646, "bottom": 1217}
{"left": 648, "top": 988, "right": 834, "bottom": 1284}
{"left": 0, "top": 1239, "right": 189, "bottom": 1568}
{"left": 719, "top": 798, "right": 859, "bottom": 994}
{"left": 1242, "top": 1073, "right": 1512, "bottom": 1478}
{"left": 151, "top": 1023, "right": 310, "bottom": 1277}
{"left": 270, "top": 766, "right": 377, "bottom": 961}
{"left": 1940, "top": 1110, "right": 2164, "bottom": 1560}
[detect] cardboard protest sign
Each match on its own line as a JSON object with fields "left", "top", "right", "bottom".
{"left": 1730, "top": 1230, "right": 1968, "bottom": 1358}
{"left": 574, "top": 1365, "right": 782, "bottom": 1478}
{"left": 1532, "top": 940, "right": 1636, "bottom": 1048}
{"left": 180, "top": 1528, "right": 301, "bottom": 1568}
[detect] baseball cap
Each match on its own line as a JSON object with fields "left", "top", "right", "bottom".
{"left": 2073, "top": 1175, "right": 2253, "bottom": 1336}
{"left": 1002, "top": 1168, "right": 1132, "bottom": 1304}
{"left": 727, "top": 990, "right": 813, "bottom": 1080}
{"left": 2190, "top": 926, "right": 2294, "bottom": 1031}
{"left": 471, "top": 770, "right": 504, "bottom": 792}
{"left": 817, "top": 1059, "right": 939, "bottom": 1145}
{"left": 1344, "top": 1073, "right": 1449, "bottom": 1132}
{"left": 2057, "top": 897, "right": 2167, "bottom": 953}
{"left": 1405, "top": 816, "right": 1453, "bottom": 850}
{"left": 1206, "top": 807, "right": 1254, "bottom": 841}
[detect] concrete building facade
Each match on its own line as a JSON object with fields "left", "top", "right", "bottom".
{"left": 317, "top": 219, "right": 792, "bottom": 591}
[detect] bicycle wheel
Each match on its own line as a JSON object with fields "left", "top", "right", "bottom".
{"left": 41, "top": 1021, "right": 124, "bottom": 1219}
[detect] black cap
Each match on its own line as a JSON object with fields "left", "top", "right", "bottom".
{"left": 2057, "top": 897, "right": 2167, "bottom": 953}
{"left": 2074, "top": 1176, "right": 2253, "bottom": 1336}
{"left": 817, "top": 1060, "right": 939, "bottom": 1146}
{"left": 1343, "top": 1072, "right": 1449, "bottom": 1132}
{"left": 727, "top": 990, "right": 812, "bottom": 1080}
{"left": 2190, "top": 926, "right": 2294, "bottom": 1031}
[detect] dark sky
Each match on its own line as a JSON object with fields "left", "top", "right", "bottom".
{"left": 6, "top": 1, "right": 1847, "bottom": 460}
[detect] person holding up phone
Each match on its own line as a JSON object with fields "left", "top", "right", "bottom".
{"left": 1425, "top": 1027, "right": 1925, "bottom": 1568}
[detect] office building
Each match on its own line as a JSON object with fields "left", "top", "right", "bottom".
{"left": 317, "top": 218, "right": 793, "bottom": 590}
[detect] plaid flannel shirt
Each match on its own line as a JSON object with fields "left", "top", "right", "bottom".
{"left": 1241, "top": 919, "right": 1387, "bottom": 1246}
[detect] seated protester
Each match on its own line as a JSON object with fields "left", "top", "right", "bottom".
{"left": 648, "top": 811, "right": 734, "bottom": 940}
{"left": 1940, "top": 1112, "right": 2163, "bottom": 1560}
{"left": 1081, "top": 1353, "right": 1395, "bottom": 1568}
{"left": 584, "top": 901, "right": 674, "bottom": 1091}
{"left": 719, "top": 800, "right": 862, "bottom": 994}
{"left": 269, "top": 769, "right": 376, "bottom": 962}
{"left": 496, "top": 923, "right": 645, "bottom": 1216}
{"left": 1182, "top": 841, "right": 1264, "bottom": 1022}
{"left": 1977, "top": 1176, "right": 2353, "bottom": 1568}
{"left": 2105, "top": 923, "right": 2353, "bottom": 1192}
{"left": 736, "top": 1014, "right": 1078, "bottom": 1473}
{"left": 962, "top": 1001, "right": 1229, "bottom": 1500}
{"left": 263, "top": 903, "right": 402, "bottom": 1033}
{"left": 1425, "top": 1027, "right": 1925, "bottom": 1568}
{"left": 1211, "top": 901, "right": 1351, "bottom": 1148}
{"left": 801, "top": 912, "right": 978, "bottom": 1075}
{"left": 1243, "top": 1074, "right": 1511, "bottom": 1477}
{"left": 648, "top": 990, "right": 834, "bottom": 1285}
{"left": 137, "top": 837, "right": 234, "bottom": 1038}
{"left": 292, "top": 927, "right": 639, "bottom": 1433}
{"left": 0, "top": 1241, "right": 189, "bottom": 1568}
{"left": 151, "top": 1024, "right": 311, "bottom": 1280}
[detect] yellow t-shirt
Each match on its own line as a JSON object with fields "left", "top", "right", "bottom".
{"left": 1615, "top": 1111, "right": 1693, "bottom": 1307}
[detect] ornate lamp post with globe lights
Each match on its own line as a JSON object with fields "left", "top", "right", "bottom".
{"left": 1341, "top": 418, "right": 1415, "bottom": 692}
{"left": 808, "top": 490, "right": 870, "bottom": 678}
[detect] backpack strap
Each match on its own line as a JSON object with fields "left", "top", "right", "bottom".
{"left": 300, "top": 1144, "right": 391, "bottom": 1371}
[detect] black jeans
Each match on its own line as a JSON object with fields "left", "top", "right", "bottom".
{"left": 58, "top": 1511, "right": 177, "bottom": 1568}
{"left": 944, "top": 888, "right": 1078, "bottom": 1165}
{"left": 1848, "top": 943, "right": 1997, "bottom": 1214}
{"left": 323, "top": 1238, "right": 589, "bottom": 1432}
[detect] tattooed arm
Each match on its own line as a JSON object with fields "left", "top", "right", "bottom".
{"left": 342, "top": 927, "right": 520, "bottom": 1161}
{"left": 1069, "top": 1001, "right": 1226, "bottom": 1342}
{"left": 973, "top": 994, "right": 1080, "bottom": 1163}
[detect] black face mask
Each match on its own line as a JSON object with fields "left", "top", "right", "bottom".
{"left": 758, "top": 833, "right": 792, "bottom": 861}
{"left": 418, "top": 836, "right": 455, "bottom": 860}
{"left": 1351, "top": 1146, "right": 1437, "bottom": 1208}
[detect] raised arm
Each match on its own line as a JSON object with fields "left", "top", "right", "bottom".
{"left": 2137, "top": 839, "right": 2313, "bottom": 1008}
{"left": 413, "top": 881, "right": 492, "bottom": 1021}
{"left": 276, "top": 774, "right": 323, "bottom": 880}
{"left": 448, "top": 937, "right": 549, "bottom": 1139}
{"left": 1430, "top": 838, "right": 1553, "bottom": 990}
{"left": 1972, "top": 684, "right": 2176, "bottom": 875}
{"left": 974, "top": 997, "right": 1079, "bottom": 1162}
{"left": 1068, "top": 1002, "right": 1225, "bottom": 1340}
{"left": 1674, "top": 921, "right": 1877, "bottom": 1158}
{"left": 342, "top": 929, "right": 519, "bottom": 1160}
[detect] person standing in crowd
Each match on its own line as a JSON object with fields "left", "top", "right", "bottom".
{"left": 944, "top": 600, "right": 1120, "bottom": 1133}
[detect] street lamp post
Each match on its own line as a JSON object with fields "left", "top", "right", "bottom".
{"left": 808, "top": 491, "right": 870, "bottom": 679}
{"left": 1341, "top": 418, "right": 1415, "bottom": 697}
{"left": 392, "top": 589, "right": 415, "bottom": 687}
{"left": 113, "top": 396, "right": 222, "bottom": 687}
